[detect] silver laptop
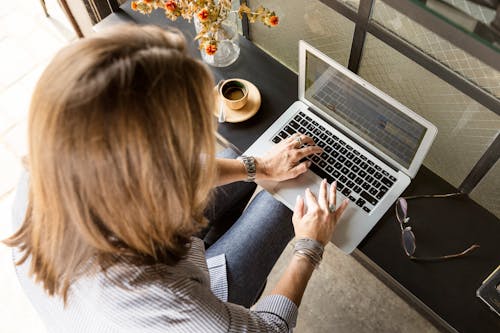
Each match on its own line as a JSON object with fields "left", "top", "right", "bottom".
{"left": 244, "top": 41, "right": 437, "bottom": 254}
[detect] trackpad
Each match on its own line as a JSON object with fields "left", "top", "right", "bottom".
{"left": 275, "top": 172, "right": 321, "bottom": 206}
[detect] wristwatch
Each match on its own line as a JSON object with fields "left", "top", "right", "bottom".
{"left": 237, "top": 155, "right": 257, "bottom": 182}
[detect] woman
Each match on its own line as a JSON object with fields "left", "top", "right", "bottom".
{"left": 5, "top": 24, "right": 349, "bottom": 332}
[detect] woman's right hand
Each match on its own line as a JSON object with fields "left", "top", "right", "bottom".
{"left": 292, "top": 179, "right": 349, "bottom": 246}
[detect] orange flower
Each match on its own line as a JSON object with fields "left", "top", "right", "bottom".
{"left": 165, "top": 1, "right": 177, "bottom": 12}
{"left": 144, "top": 0, "right": 152, "bottom": 3}
{"left": 131, "top": 1, "right": 138, "bottom": 10}
{"left": 269, "top": 15, "right": 279, "bottom": 26}
{"left": 197, "top": 8, "right": 209, "bottom": 22}
{"left": 205, "top": 43, "right": 217, "bottom": 55}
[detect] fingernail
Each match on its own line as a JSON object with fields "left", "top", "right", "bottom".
{"left": 323, "top": 178, "right": 327, "bottom": 183}
{"left": 307, "top": 161, "right": 312, "bottom": 167}
{"left": 296, "top": 195, "right": 301, "bottom": 202}
{"left": 334, "top": 180, "right": 337, "bottom": 186}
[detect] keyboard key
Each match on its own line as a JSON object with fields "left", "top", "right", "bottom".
{"left": 319, "top": 125, "right": 325, "bottom": 131}
{"left": 363, "top": 207, "right": 371, "bottom": 213}
{"left": 346, "top": 144, "right": 353, "bottom": 151}
{"left": 333, "top": 143, "right": 341, "bottom": 149}
{"left": 379, "top": 185, "right": 388, "bottom": 194}
{"left": 307, "top": 124, "right": 315, "bottom": 131}
{"left": 376, "top": 192, "right": 385, "bottom": 200}
{"left": 360, "top": 191, "right": 378, "bottom": 206}
{"left": 372, "top": 180, "right": 381, "bottom": 188}
{"left": 367, "top": 167, "right": 375, "bottom": 174}
{"left": 327, "top": 157, "right": 335, "bottom": 164}
{"left": 341, "top": 167, "right": 349, "bottom": 174}
{"left": 299, "top": 111, "right": 306, "bottom": 117}
{"left": 355, "top": 198, "right": 366, "bottom": 207}
{"left": 367, "top": 160, "right": 374, "bottom": 166}
{"left": 305, "top": 115, "right": 312, "bottom": 121}
{"left": 339, "top": 139, "right": 346, "bottom": 145}
{"left": 349, "top": 195, "right": 356, "bottom": 202}
{"left": 353, "top": 157, "right": 361, "bottom": 164}
{"left": 345, "top": 160, "right": 353, "bottom": 168}
{"left": 310, "top": 164, "right": 333, "bottom": 183}
{"left": 319, "top": 161, "right": 327, "bottom": 168}
{"left": 374, "top": 165, "right": 382, "bottom": 171}
{"left": 325, "top": 146, "right": 333, "bottom": 153}
{"left": 362, "top": 183, "right": 370, "bottom": 190}
{"left": 353, "top": 150, "right": 360, "bottom": 156}
{"left": 317, "top": 141, "right": 326, "bottom": 148}
{"left": 389, "top": 175, "right": 397, "bottom": 182}
{"left": 353, "top": 185, "right": 362, "bottom": 193}
{"left": 297, "top": 126, "right": 307, "bottom": 134}
{"left": 334, "top": 162, "right": 342, "bottom": 169}
{"left": 332, "top": 170, "right": 340, "bottom": 178}
{"left": 338, "top": 155, "right": 346, "bottom": 163}
{"left": 332, "top": 134, "right": 338, "bottom": 140}
{"left": 340, "top": 147, "right": 347, "bottom": 154}
{"left": 352, "top": 165, "right": 360, "bottom": 173}
{"left": 290, "top": 120, "right": 300, "bottom": 129}
{"left": 346, "top": 152, "right": 354, "bottom": 159}
{"left": 326, "top": 165, "right": 334, "bottom": 173}
{"left": 355, "top": 177, "right": 364, "bottom": 185}
{"left": 381, "top": 177, "right": 394, "bottom": 188}
{"left": 340, "top": 175, "right": 348, "bottom": 183}
{"left": 360, "top": 162, "right": 369, "bottom": 170}
{"left": 293, "top": 114, "right": 302, "bottom": 121}
{"left": 358, "top": 170, "right": 367, "bottom": 178}
{"left": 369, "top": 188, "right": 378, "bottom": 196}
{"left": 360, "top": 155, "right": 367, "bottom": 161}
{"left": 320, "top": 133, "right": 327, "bottom": 140}
{"left": 313, "top": 128, "right": 321, "bottom": 136}
{"left": 332, "top": 151, "right": 339, "bottom": 158}
{"left": 312, "top": 120, "right": 319, "bottom": 126}
{"left": 312, "top": 155, "right": 320, "bottom": 163}
{"left": 284, "top": 126, "right": 295, "bottom": 135}
{"left": 326, "top": 137, "right": 334, "bottom": 145}
{"left": 348, "top": 172, "right": 356, "bottom": 180}
{"left": 347, "top": 180, "right": 355, "bottom": 188}
{"left": 382, "top": 170, "right": 389, "bottom": 176}
{"left": 342, "top": 188, "right": 351, "bottom": 197}
{"left": 279, "top": 131, "right": 288, "bottom": 139}
{"left": 365, "top": 175, "right": 374, "bottom": 183}
{"left": 337, "top": 182, "right": 344, "bottom": 190}
{"left": 272, "top": 136, "right": 281, "bottom": 143}
{"left": 321, "top": 152, "right": 329, "bottom": 160}
{"left": 300, "top": 119, "right": 308, "bottom": 126}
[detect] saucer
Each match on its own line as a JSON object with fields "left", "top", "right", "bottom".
{"left": 213, "top": 79, "right": 261, "bottom": 123}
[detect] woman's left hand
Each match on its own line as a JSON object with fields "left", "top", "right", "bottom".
{"left": 256, "top": 133, "right": 323, "bottom": 182}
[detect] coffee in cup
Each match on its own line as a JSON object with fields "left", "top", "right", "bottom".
{"left": 220, "top": 79, "right": 248, "bottom": 110}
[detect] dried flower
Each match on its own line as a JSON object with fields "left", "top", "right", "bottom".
{"left": 131, "top": 1, "right": 279, "bottom": 55}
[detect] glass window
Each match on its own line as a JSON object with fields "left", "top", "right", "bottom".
{"left": 470, "top": 160, "right": 500, "bottom": 218}
{"left": 359, "top": 34, "right": 500, "bottom": 193}
{"left": 250, "top": 0, "right": 356, "bottom": 73}
{"left": 372, "top": 0, "right": 500, "bottom": 98}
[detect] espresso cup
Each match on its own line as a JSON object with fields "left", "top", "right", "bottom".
{"left": 219, "top": 79, "right": 248, "bottom": 110}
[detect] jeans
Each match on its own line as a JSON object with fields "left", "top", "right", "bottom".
{"left": 203, "top": 148, "right": 295, "bottom": 308}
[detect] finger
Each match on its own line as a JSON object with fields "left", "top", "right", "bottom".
{"left": 289, "top": 160, "right": 311, "bottom": 178}
{"left": 294, "top": 146, "right": 323, "bottom": 160}
{"left": 329, "top": 180, "right": 337, "bottom": 207}
{"left": 299, "top": 135, "right": 316, "bottom": 146}
{"left": 335, "top": 198, "right": 349, "bottom": 220}
{"left": 293, "top": 195, "right": 305, "bottom": 221}
{"left": 305, "top": 188, "right": 319, "bottom": 211}
{"left": 318, "top": 178, "right": 328, "bottom": 209}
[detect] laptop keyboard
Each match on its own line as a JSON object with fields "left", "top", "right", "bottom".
{"left": 271, "top": 111, "right": 397, "bottom": 213}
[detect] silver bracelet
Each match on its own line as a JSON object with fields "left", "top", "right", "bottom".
{"left": 237, "top": 155, "right": 256, "bottom": 182}
{"left": 293, "top": 238, "right": 324, "bottom": 268}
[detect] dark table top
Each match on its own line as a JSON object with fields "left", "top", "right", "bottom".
{"left": 107, "top": 3, "right": 500, "bottom": 332}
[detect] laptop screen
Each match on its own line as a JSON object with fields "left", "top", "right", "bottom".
{"left": 305, "top": 51, "right": 427, "bottom": 169}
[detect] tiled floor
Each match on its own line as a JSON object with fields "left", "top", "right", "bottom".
{"left": 0, "top": 2, "right": 439, "bottom": 332}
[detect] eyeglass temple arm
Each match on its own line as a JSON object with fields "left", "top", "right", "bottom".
{"left": 409, "top": 244, "right": 480, "bottom": 261}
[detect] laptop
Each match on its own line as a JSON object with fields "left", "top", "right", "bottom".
{"left": 244, "top": 41, "right": 437, "bottom": 254}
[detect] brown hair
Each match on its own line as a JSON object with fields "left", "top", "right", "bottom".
{"left": 3, "top": 24, "right": 217, "bottom": 301}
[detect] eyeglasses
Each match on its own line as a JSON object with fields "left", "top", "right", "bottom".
{"left": 395, "top": 193, "right": 480, "bottom": 261}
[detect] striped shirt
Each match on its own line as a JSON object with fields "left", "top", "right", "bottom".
{"left": 11, "top": 172, "right": 298, "bottom": 332}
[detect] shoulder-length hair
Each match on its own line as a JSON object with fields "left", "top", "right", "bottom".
{"left": 3, "top": 24, "right": 217, "bottom": 302}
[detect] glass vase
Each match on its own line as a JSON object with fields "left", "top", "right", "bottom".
{"left": 194, "top": 12, "right": 240, "bottom": 67}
